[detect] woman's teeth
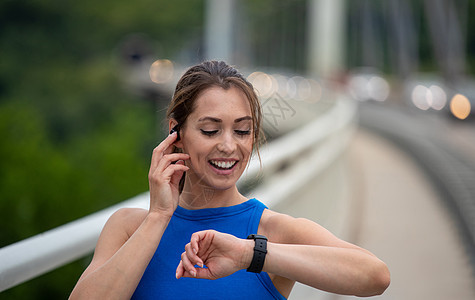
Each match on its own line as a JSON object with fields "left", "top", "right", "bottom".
{"left": 210, "top": 160, "right": 237, "bottom": 169}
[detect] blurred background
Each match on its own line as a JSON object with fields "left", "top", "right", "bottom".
{"left": 1, "top": 0, "right": 475, "bottom": 299}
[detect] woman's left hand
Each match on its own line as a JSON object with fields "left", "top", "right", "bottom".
{"left": 176, "top": 230, "right": 253, "bottom": 280}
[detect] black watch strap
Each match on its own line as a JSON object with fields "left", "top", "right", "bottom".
{"left": 246, "top": 234, "right": 267, "bottom": 273}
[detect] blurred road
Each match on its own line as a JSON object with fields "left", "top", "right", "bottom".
{"left": 337, "top": 129, "right": 475, "bottom": 300}
{"left": 273, "top": 104, "right": 475, "bottom": 299}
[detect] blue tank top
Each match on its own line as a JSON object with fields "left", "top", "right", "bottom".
{"left": 131, "top": 198, "right": 286, "bottom": 300}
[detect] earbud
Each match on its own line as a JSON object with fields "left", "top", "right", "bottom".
{"left": 169, "top": 124, "right": 181, "bottom": 141}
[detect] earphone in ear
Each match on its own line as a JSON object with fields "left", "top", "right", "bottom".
{"left": 169, "top": 124, "right": 181, "bottom": 141}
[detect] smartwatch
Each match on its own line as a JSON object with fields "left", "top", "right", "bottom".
{"left": 246, "top": 234, "right": 268, "bottom": 273}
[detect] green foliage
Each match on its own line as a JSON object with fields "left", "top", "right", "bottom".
{"left": 0, "top": 0, "right": 203, "bottom": 298}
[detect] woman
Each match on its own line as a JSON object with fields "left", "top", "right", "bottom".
{"left": 70, "top": 61, "right": 390, "bottom": 299}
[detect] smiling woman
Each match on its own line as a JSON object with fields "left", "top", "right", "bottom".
{"left": 69, "top": 61, "right": 390, "bottom": 300}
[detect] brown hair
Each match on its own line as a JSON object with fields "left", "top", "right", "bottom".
{"left": 166, "top": 60, "right": 264, "bottom": 156}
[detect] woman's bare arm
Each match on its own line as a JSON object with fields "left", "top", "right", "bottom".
{"left": 177, "top": 211, "right": 390, "bottom": 297}
{"left": 260, "top": 211, "right": 390, "bottom": 296}
{"left": 69, "top": 208, "right": 170, "bottom": 300}
{"left": 262, "top": 241, "right": 389, "bottom": 297}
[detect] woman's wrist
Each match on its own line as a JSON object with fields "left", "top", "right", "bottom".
{"left": 146, "top": 209, "right": 173, "bottom": 226}
{"left": 239, "top": 239, "right": 255, "bottom": 270}
{"left": 148, "top": 201, "right": 177, "bottom": 219}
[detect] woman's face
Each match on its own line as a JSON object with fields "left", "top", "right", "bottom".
{"left": 178, "top": 86, "right": 254, "bottom": 191}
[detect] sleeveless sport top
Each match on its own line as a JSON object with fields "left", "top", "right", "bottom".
{"left": 131, "top": 198, "right": 286, "bottom": 300}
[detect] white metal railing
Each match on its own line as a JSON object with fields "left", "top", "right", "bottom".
{"left": 0, "top": 95, "right": 357, "bottom": 292}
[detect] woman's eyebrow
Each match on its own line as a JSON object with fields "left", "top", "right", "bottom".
{"left": 198, "top": 116, "right": 222, "bottom": 123}
{"left": 197, "top": 116, "right": 252, "bottom": 123}
{"left": 234, "top": 116, "right": 252, "bottom": 123}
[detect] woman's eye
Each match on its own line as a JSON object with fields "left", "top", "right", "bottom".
{"left": 200, "top": 129, "right": 218, "bottom": 136}
{"left": 235, "top": 130, "right": 251, "bottom": 136}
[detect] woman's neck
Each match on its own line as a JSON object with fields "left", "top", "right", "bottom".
{"left": 178, "top": 178, "right": 246, "bottom": 210}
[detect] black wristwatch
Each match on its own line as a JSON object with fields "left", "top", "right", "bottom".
{"left": 246, "top": 234, "right": 268, "bottom": 273}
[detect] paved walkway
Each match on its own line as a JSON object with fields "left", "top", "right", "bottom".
{"left": 275, "top": 129, "right": 475, "bottom": 299}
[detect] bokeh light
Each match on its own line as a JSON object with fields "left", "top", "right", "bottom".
{"left": 247, "top": 71, "right": 276, "bottom": 98}
{"left": 348, "top": 74, "right": 389, "bottom": 102}
{"left": 367, "top": 76, "right": 390, "bottom": 102}
{"left": 411, "top": 84, "right": 447, "bottom": 111}
{"left": 428, "top": 85, "right": 447, "bottom": 110}
{"left": 289, "top": 76, "right": 310, "bottom": 101}
{"left": 450, "top": 93, "right": 471, "bottom": 120}
{"left": 149, "top": 59, "right": 174, "bottom": 84}
{"left": 273, "top": 74, "right": 290, "bottom": 98}
{"left": 349, "top": 75, "right": 369, "bottom": 101}
{"left": 412, "top": 85, "right": 431, "bottom": 110}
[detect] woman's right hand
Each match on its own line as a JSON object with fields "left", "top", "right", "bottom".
{"left": 148, "top": 131, "right": 189, "bottom": 217}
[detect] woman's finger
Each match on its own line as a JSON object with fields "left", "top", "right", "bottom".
{"left": 190, "top": 234, "right": 201, "bottom": 256}
{"left": 176, "top": 261, "right": 210, "bottom": 280}
{"left": 180, "top": 251, "right": 197, "bottom": 277}
{"left": 170, "top": 160, "right": 186, "bottom": 185}
{"left": 185, "top": 242, "right": 204, "bottom": 268}
{"left": 190, "top": 230, "right": 215, "bottom": 254}
{"left": 156, "top": 163, "right": 189, "bottom": 185}
{"left": 176, "top": 260, "right": 184, "bottom": 279}
{"left": 149, "top": 154, "right": 189, "bottom": 185}
{"left": 154, "top": 153, "right": 190, "bottom": 174}
{"left": 194, "top": 266, "right": 212, "bottom": 280}
{"left": 150, "top": 132, "right": 179, "bottom": 170}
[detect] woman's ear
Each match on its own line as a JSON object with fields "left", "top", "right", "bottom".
{"left": 169, "top": 119, "right": 183, "bottom": 148}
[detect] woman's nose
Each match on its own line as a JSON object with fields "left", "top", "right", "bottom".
{"left": 217, "top": 132, "right": 236, "bottom": 153}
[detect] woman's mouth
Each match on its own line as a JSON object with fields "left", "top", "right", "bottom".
{"left": 209, "top": 160, "right": 238, "bottom": 171}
